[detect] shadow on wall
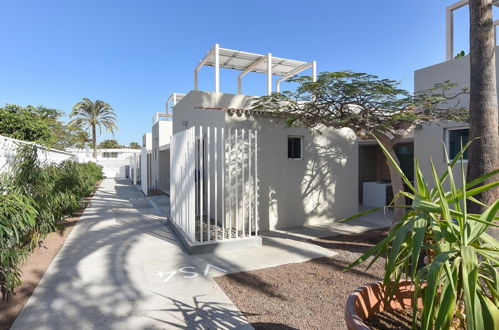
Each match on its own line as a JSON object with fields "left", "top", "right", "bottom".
{"left": 274, "top": 129, "right": 356, "bottom": 230}
{"left": 236, "top": 114, "right": 357, "bottom": 231}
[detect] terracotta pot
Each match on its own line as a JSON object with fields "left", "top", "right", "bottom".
{"left": 344, "top": 281, "right": 424, "bottom": 330}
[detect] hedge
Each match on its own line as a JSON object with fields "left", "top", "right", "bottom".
{"left": 0, "top": 145, "right": 103, "bottom": 300}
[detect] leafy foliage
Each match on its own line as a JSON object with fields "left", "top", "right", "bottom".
{"left": 69, "top": 98, "right": 118, "bottom": 157}
{"left": 0, "top": 105, "right": 53, "bottom": 143}
{"left": 253, "top": 71, "right": 469, "bottom": 137}
{"left": 0, "top": 104, "right": 91, "bottom": 149}
{"left": 344, "top": 141, "right": 499, "bottom": 329}
{"left": 128, "top": 142, "right": 141, "bottom": 149}
{"left": 98, "top": 139, "right": 122, "bottom": 149}
{"left": 0, "top": 145, "right": 103, "bottom": 300}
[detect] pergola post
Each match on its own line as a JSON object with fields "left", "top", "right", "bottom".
{"left": 267, "top": 53, "right": 272, "bottom": 95}
{"left": 446, "top": 5, "right": 454, "bottom": 61}
{"left": 214, "top": 43, "right": 220, "bottom": 93}
{"left": 312, "top": 60, "right": 317, "bottom": 82}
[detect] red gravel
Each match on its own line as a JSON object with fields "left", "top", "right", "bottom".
{"left": 214, "top": 228, "right": 389, "bottom": 330}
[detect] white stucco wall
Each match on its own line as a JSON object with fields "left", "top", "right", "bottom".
{"left": 413, "top": 53, "right": 488, "bottom": 187}
{"left": 171, "top": 90, "right": 359, "bottom": 231}
{"left": 152, "top": 120, "right": 172, "bottom": 191}
{"left": 141, "top": 133, "right": 152, "bottom": 195}
{"left": 68, "top": 148, "right": 140, "bottom": 179}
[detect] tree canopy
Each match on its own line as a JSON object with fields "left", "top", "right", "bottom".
{"left": 98, "top": 139, "right": 122, "bottom": 149}
{"left": 0, "top": 104, "right": 89, "bottom": 149}
{"left": 69, "top": 98, "right": 117, "bottom": 158}
{"left": 128, "top": 142, "right": 141, "bottom": 149}
{"left": 253, "top": 71, "right": 468, "bottom": 139}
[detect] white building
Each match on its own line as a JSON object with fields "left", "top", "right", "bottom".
{"left": 168, "top": 44, "right": 359, "bottom": 253}
{"left": 68, "top": 148, "right": 140, "bottom": 179}
{"left": 413, "top": 0, "right": 499, "bottom": 187}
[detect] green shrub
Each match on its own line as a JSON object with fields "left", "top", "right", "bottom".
{"left": 0, "top": 144, "right": 103, "bottom": 300}
{"left": 345, "top": 140, "right": 499, "bottom": 329}
{"left": 0, "top": 194, "right": 37, "bottom": 300}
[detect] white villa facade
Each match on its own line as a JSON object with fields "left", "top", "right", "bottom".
{"left": 161, "top": 44, "right": 359, "bottom": 252}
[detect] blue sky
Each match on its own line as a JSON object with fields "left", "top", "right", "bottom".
{"left": 0, "top": 0, "right": 476, "bottom": 145}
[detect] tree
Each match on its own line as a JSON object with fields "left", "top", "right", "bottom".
{"left": 69, "top": 98, "right": 118, "bottom": 159}
{"left": 128, "top": 142, "right": 141, "bottom": 149}
{"left": 253, "top": 71, "right": 468, "bottom": 223}
{"left": 0, "top": 104, "right": 52, "bottom": 143}
{"left": 467, "top": 0, "right": 499, "bottom": 213}
{"left": 98, "top": 139, "right": 122, "bottom": 149}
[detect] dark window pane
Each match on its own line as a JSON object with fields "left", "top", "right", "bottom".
{"left": 448, "top": 129, "right": 469, "bottom": 160}
{"left": 288, "top": 137, "right": 302, "bottom": 159}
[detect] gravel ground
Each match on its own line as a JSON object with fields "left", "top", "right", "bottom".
{"left": 214, "top": 228, "right": 389, "bottom": 330}
{"left": 195, "top": 216, "right": 244, "bottom": 241}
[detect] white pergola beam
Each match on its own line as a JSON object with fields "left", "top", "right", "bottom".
{"left": 194, "top": 44, "right": 217, "bottom": 90}
{"left": 312, "top": 60, "right": 317, "bottom": 82}
{"left": 267, "top": 53, "right": 272, "bottom": 95}
{"left": 237, "top": 54, "right": 267, "bottom": 94}
{"left": 446, "top": 0, "right": 499, "bottom": 60}
{"left": 275, "top": 61, "right": 314, "bottom": 92}
{"left": 214, "top": 44, "right": 220, "bottom": 93}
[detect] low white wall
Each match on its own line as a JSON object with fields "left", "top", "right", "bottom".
{"left": 0, "top": 135, "right": 75, "bottom": 173}
{"left": 67, "top": 148, "right": 141, "bottom": 179}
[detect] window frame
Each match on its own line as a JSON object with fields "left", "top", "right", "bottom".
{"left": 287, "top": 136, "right": 303, "bottom": 160}
{"left": 102, "top": 152, "right": 119, "bottom": 158}
{"left": 445, "top": 126, "right": 469, "bottom": 162}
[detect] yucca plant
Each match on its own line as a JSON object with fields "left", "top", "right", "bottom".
{"left": 345, "top": 140, "right": 499, "bottom": 329}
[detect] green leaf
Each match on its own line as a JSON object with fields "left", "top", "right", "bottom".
{"left": 411, "top": 215, "right": 427, "bottom": 279}
{"left": 461, "top": 245, "right": 482, "bottom": 330}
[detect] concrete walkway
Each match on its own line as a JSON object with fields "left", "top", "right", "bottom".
{"left": 12, "top": 179, "right": 389, "bottom": 330}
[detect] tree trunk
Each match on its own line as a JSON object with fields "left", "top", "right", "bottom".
{"left": 468, "top": 0, "right": 499, "bottom": 214}
{"left": 374, "top": 133, "right": 407, "bottom": 224}
{"left": 92, "top": 124, "right": 97, "bottom": 160}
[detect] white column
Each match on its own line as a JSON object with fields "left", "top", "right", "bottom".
{"left": 214, "top": 43, "right": 220, "bottom": 93}
{"left": 194, "top": 70, "right": 199, "bottom": 90}
{"left": 267, "top": 53, "right": 272, "bottom": 95}
{"left": 312, "top": 60, "right": 317, "bottom": 82}
{"left": 446, "top": 7, "right": 453, "bottom": 61}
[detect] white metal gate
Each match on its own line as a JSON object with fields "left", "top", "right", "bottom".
{"left": 170, "top": 126, "right": 258, "bottom": 244}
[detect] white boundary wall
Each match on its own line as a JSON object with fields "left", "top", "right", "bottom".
{"left": 0, "top": 135, "right": 75, "bottom": 173}
{"left": 68, "top": 148, "right": 141, "bottom": 179}
{"left": 171, "top": 126, "right": 258, "bottom": 245}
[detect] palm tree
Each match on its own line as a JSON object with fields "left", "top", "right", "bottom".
{"left": 468, "top": 0, "right": 499, "bottom": 213}
{"left": 69, "top": 98, "right": 118, "bottom": 159}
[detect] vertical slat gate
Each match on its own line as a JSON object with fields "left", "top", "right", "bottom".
{"left": 170, "top": 126, "right": 258, "bottom": 245}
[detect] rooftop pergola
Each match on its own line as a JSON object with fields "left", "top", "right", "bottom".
{"left": 166, "top": 92, "right": 185, "bottom": 113}
{"left": 194, "top": 44, "right": 316, "bottom": 95}
{"left": 446, "top": 0, "right": 499, "bottom": 60}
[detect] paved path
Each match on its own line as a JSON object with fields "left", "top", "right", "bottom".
{"left": 12, "top": 179, "right": 342, "bottom": 330}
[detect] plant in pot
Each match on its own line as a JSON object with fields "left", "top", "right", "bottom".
{"left": 343, "top": 140, "right": 499, "bottom": 330}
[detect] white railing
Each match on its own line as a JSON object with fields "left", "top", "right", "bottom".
{"left": 171, "top": 126, "right": 258, "bottom": 245}
{"left": 0, "top": 135, "right": 75, "bottom": 173}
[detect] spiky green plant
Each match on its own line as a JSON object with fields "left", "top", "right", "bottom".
{"left": 344, "top": 140, "right": 499, "bottom": 329}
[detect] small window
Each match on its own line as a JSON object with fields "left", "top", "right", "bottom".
{"left": 103, "top": 152, "right": 118, "bottom": 158}
{"left": 288, "top": 136, "right": 302, "bottom": 159}
{"left": 447, "top": 128, "right": 469, "bottom": 160}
